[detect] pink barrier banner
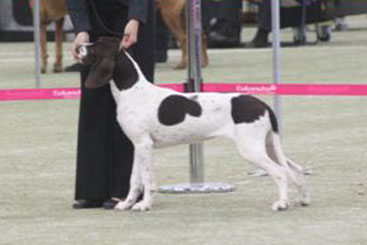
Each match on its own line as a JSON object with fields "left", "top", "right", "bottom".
{"left": 0, "top": 88, "right": 81, "bottom": 101}
{"left": 203, "top": 83, "right": 367, "bottom": 96}
{"left": 159, "top": 83, "right": 185, "bottom": 92}
{"left": 1, "top": 83, "right": 367, "bottom": 101}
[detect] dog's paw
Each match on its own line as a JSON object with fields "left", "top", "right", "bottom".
{"left": 174, "top": 63, "right": 186, "bottom": 70}
{"left": 272, "top": 199, "right": 290, "bottom": 211}
{"left": 299, "top": 195, "right": 311, "bottom": 207}
{"left": 131, "top": 201, "right": 151, "bottom": 212}
{"left": 115, "top": 201, "right": 133, "bottom": 210}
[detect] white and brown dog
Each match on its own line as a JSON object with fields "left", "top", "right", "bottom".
{"left": 78, "top": 37, "right": 310, "bottom": 212}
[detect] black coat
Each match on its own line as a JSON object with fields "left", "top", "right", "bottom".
{"left": 66, "top": 0, "right": 149, "bottom": 34}
{"left": 66, "top": 0, "right": 155, "bottom": 201}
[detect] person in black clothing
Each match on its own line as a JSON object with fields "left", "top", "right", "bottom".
{"left": 248, "top": 0, "right": 323, "bottom": 48}
{"left": 155, "top": 9, "right": 169, "bottom": 63}
{"left": 65, "top": 0, "right": 155, "bottom": 209}
{"left": 206, "top": 0, "right": 243, "bottom": 48}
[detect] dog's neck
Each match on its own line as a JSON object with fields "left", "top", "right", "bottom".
{"left": 112, "top": 50, "right": 149, "bottom": 91}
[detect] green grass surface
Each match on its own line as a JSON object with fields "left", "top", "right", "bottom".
{"left": 0, "top": 16, "right": 366, "bottom": 244}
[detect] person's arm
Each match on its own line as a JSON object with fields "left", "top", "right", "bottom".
{"left": 66, "top": 0, "right": 91, "bottom": 33}
{"left": 65, "top": 0, "right": 91, "bottom": 60}
{"left": 128, "top": 0, "right": 149, "bottom": 24}
{"left": 120, "top": 0, "right": 149, "bottom": 49}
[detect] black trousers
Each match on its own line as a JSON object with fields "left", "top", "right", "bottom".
{"left": 216, "top": 0, "right": 242, "bottom": 24}
{"left": 75, "top": 3, "right": 155, "bottom": 201}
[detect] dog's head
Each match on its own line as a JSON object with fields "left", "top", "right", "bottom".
{"left": 78, "top": 37, "right": 120, "bottom": 89}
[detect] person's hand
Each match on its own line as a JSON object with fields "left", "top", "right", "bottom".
{"left": 120, "top": 19, "right": 139, "bottom": 50}
{"left": 71, "top": 31, "right": 90, "bottom": 61}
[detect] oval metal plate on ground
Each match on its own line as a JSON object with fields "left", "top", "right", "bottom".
{"left": 158, "top": 182, "right": 236, "bottom": 194}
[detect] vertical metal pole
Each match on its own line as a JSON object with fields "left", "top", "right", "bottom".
{"left": 33, "top": 0, "right": 41, "bottom": 88}
{"left": 187, "top": 0, "right": 204, "bottom": 184}
{"left": 271, "top": 0, "right": 282, "bottom": 135}
{"left": 158, "top": 0, "right": 235, "bottom": 193}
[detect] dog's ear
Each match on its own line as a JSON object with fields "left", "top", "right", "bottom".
{"left": 85, "top": 57, "right": 115, "bottom": 89}
{"left": 83, "top": 37, "right": 120, "bottom": 89}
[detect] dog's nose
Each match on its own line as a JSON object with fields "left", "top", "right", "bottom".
{"left": 77, "top": 46, "right": 88, "bottom": 61}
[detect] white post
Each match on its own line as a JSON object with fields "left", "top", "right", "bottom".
{"left": 271, "top": 0, "right": 282, "bottom": 135}
{"left": 33, "top": 0, "right": 41, "bottom": 88}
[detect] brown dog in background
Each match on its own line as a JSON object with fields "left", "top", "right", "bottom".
{"left": 37, "top": 0, "right": 68, "bottom": 73}
{"left": 157, "top": 0, "right": 209, "bottom": 69}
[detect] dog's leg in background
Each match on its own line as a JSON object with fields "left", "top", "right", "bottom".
{"left": 53, "top": 17, "right": 64, "bottom": 73}
{"left": 158, "top": 0, "right": 188, "bottom": 69}
{"left": 40, "top": 21, "right": 48, "bottom": 73}
{"left": 201, "top": 32, "right": 209, "bottom": 67}
{"left": 179, "top": 35, "right": 187, "bottom": 69}
{"left": 165, "top": 18, "right": 187, "bottom": 69}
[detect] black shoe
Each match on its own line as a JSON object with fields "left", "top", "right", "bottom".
{"left": 208, "top": 31, "right": 241, "bottom": 48}
{"left": 103, "top": 197, "right": 124, "bottom": 210}
{"left": 64, "top": 63, "right": 83, "bottom": 72}
{"left": 246, "top": 39, "right": 269, "bottom": 48}
{"left": 72, "top": 199, "right": 103, "bottom": 209}
{"left": 207, "top": 18, "right": 242, "bottom": 48}
{"left": 247, "top": 29, "right": 270, "bottom": 48}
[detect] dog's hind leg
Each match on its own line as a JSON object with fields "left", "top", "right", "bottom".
{"left": 235, "top": 132, "right": 290, "bottom": 211}
{"left": 287, "top": 158, "right": 311, "bottom": 206}
{"left": 268, "top": 133, "right": 311, "bottom": 207}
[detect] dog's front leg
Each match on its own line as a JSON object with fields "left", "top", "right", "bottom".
{"left": 115, "top": 154, "right": 142, "bottom": 210}
{"left": 131, "top": 138, "right": 155, "bottom": 211}
{"left": 115, "top": 137, "right": 155, "bottom": 211}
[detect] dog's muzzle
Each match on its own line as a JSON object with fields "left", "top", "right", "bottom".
{"left": 77, "top": 45, "right": 88, "bottom": 62}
